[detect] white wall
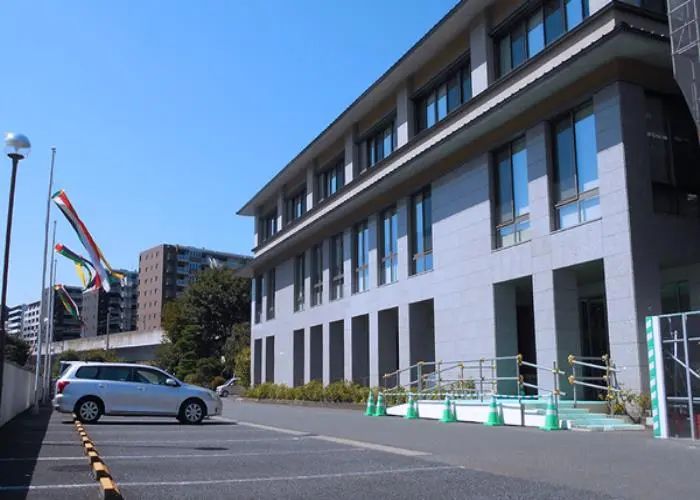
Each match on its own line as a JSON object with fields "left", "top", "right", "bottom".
{"left": 1, "top": 361, "right": 35, "bottom": 427}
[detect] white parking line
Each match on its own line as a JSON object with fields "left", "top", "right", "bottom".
{"left": 213, "top": 418, "right": 429, "bottom": 457}
{"left": 117, "top": 465, "right": 463, "bottom": 488}
{"left": 64, "top": 436, "right": 308, "bottom": 445}
{"left": 0, "top": 447, "right": 365, "bottom": 462}
{"left": 0, "top": 483, "right": 95, "bottom": 492}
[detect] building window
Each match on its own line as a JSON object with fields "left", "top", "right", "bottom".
{"left": 317, "top": 157, "right": 345, "bottom": 202}
{"left": 254, "top": 275, "right": 263, "bottom": 324}
{"left": 552, "top": 103, "right": 599, "bottom": 229}
{"left": 310, "top": 244, "right": 323, "bottom": 307}
{"left": 416, "top": 60, "right": 472, "bottom": 133}
{"left": 285, "top": 188, "right": 306, "bottom": 225}
{"left": 330, "top": 233, "right": 344, "bottom": 301}
{"left": 495, "top": 0, "right": 590, "bottom": 78}
{"left": 266, "top": 268, "right": 275, "bottom": 320}
{"left": 410, "top": 186, "right": 433, "bottom": 275}
{"left": 661, "top": 281, "right": 691, "bottom": 314}
{"left": 646, "top": 93, "right": 700, "bottom": 217}
{"left": 258, "top": 211, "right": 277, "bottom": 243}
{"left": 494, "top": 137, "right": 530, "bottom": 247}
{"left": 626, "top": 0, "right": 666, "bottom": 14}
{"left": 361, "top": 121, "right": 395, "bottom": 173}
{"left": 352, "top": 221, "right": 370, "bottom": 293}
{"left": 293, "top": 253, "right": 305, "bottom": 312}
{"left": 379, "top": 207, "right": 398, "bottom": 284}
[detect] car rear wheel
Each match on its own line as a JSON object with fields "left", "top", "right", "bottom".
{"left": 179, "top": 399, "right": 205, "bottom": 425}
{"left": 75, "top": 398, "right": 102, "bottom": 424}
{"left": 220, "top": 390, "right": 229, "bottom": 397}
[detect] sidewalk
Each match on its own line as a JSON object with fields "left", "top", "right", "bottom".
{"left": 0, "top": 405, "right": 100, "bottom": 500}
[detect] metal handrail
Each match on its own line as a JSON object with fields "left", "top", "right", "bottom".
{"left": 567, "top": 354, "right": 621, "bottom": 413}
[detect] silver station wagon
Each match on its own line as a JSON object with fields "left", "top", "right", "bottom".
{"left": 52, "top": 362, "right": 222, "bottom": 424}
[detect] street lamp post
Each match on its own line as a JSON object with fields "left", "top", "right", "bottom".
{"left": 0, "top": 133, "right": 31, "bottom": 411}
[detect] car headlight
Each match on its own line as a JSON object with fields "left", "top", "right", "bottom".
{"left": 206, "top": 390, "right": 218, "bottom": 400}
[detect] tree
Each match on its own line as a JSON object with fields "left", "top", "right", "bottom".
{"left": 158, "top": 267, "right": 251, "bottom": 383}
{"left": 4, "top": 334, "right": 30, "bottom": 366}
{"left": 234, "top": 346, "right": 251, "bottom": 388}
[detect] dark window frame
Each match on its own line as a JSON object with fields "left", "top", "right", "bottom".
{"left": 284, "top": 187, "right": 307, "bottom": 226}
{"left": 494, "top": 0, "right": 591, "bottom": 79}
{"left": 551, "top": 102, "right": 600, "bottom": 229}
{"left": 493, "top": 136, "right": 531, "bottom": 248}
{"left": 316, "top": 156, "right": 346, "bottom": 203}
{"left": 358, "top": 116, "right": 396, "bottom": 175}
{"left": 352, "top": 220, "right": 370, "bottom": 294}
{"left": 378, "top": 206, "right": 399, "bottom": 285}
{"left": 254, "top": 274, "right": 264, "bottom": 324}
{"left": 266, "top": 268, "right": 276, "bottom": 320}
{"left": 330, "top": 233, "right": 344, "bottom": 301}
{"left": 410, "top": 186, "right": 433, "bottom": 275}
{"left": 293, "top": 253, "right": 305, "bottom": 312}
{"left": 310, "top": 243, "right": 323, "bottom": 307}
{"left": 258, "top": 210, "right": 278, "bottom": 243}
{"left": 414, "top": 57, "right": 472, "bottom": 133}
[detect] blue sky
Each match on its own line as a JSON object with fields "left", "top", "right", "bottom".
{"left": 0, "top": 0, "right": 459, "bottom": 305}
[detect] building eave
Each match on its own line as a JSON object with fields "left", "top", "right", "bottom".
{"left": 236, "top": 0, "right": 492, "bottom": 217}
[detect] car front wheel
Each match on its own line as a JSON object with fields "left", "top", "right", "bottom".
{"left": 179, "top": 399, "right": 205, "bottom": 425}
{"left": 220, "top": 390, "right": 229, "bottom": 398}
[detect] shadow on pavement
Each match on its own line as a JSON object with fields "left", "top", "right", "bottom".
{"left": 0, "top": 405, "right": 53, "bottom": 500}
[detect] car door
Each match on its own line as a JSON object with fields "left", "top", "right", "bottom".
{"left": 132, "top": 367, "right": 180, "bottom": 415}
{"left": 97, "top": 365, "right": 137, "bottom": 414}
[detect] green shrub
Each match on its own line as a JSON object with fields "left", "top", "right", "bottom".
{"left": 244, "top": 380, "right": 375, "bottom": 403}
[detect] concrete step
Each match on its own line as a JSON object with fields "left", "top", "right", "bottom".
{"left": 569, "top": 422, "right": 646, "bottom": 432}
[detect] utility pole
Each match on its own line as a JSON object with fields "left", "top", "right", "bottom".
{"left": 33, "top": 147, "right": 56, "bottom": 412}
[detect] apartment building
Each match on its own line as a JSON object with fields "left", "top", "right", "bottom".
{"left": 138, "top": 244, "right": 252, "bottom": 331}
{"left": 6, "top": 304, "right": 26, "bottom": 337}
{"left": 81, "top": 270, "right": 138, "bottom": 337}
{"left": 6, "top": 301, "right": 42, "bottom": 343}
{"left": 239, "top": 0, "right": 700, "bottom": 395}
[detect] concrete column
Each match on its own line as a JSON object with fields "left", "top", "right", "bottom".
{"left": 396, "top": 199, "right": 410, "bottom": 282}
{"left": 322, "top": 322, "right": 331, "bottom": 385}
{"left": 590, "top": 0, "right": 613, "bottom": 15}
{"left": 527, "top": 122, "right": 553, "bottom": 240}
{"left": 306, "top": 162, "right": 316, "bottom": 211}
{"left": 398, "top": 303, "right": 411, "bottom": 386}
{"left": 395, "top": 79, "right": 414, "bottom": 148}
{"left": 344, "top": 126, "right": 358, "bottom": 184}
{"left": 533, "top": 269, "right": 581, "bottom": 395}
{"left": 253, "top": 212, "right": 260, "bottom": 248}
{"left": 276, "top": 191, "right": 284, "bottom": 232}
{"left": 596, "top": 82, "right": 661, "bottom": 392}
{"left": 469, "top": 12, "right": 492, "bottom": 95}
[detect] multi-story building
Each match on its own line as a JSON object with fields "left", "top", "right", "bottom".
{"left": 138, "top": 244, "right": 252, "bottom": 331}
{"left": 81, "top": 269, "right": 139, "bottom": 337}
{"left": 6, "top": 302, "right": 42, "bottom": 343}
{"left": 239, "top": 0, "right": 700, "bottom": 394}
{"left": 6, "top": 304, "right": 26, "bottom": 337}
{"left": 44, "top": 285, "right": 83, "bottom": 342}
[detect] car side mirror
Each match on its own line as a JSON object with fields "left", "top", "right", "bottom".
{"left": 165, "top": 378, "right": 179, "bottom": 387}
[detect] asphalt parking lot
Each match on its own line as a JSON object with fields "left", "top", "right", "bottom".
{"left": 0, "top": 406, "right": 100, "bottom": 500}
{"left": 77, "top": 414, "right": 618, "bottom": 500}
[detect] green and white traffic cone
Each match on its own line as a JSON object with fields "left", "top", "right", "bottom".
{"left": 364, "top": 390, "right": 375, "bottom": 416}
{"left": 439, "top": 395, "right": 456, "bottom": 423}
{"left": 484, "top": 395, "right": 504, "bottom": 427}
{"left": 373, "top": 391, "right": 387, "bottom": 417}
{"left": 405, "top": 392, "right": 418, "bottom": 420}
{"left": 540, "top": 394, "right": 561, "bottom": 431}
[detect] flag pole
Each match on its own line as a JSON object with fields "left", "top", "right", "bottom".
{"left": 42, "top": 221, "right": 57, "bottom": 401}
{"left": 34, "top": 147, "right": 56, "bottom": 413}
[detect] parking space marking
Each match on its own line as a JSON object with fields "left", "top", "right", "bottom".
{"left": 311, "top": 435, "right": 430, "bottom": 457}
{"left": 0, "top": 483, "right": 95, "bottom": 492}
{"left": 79, "top": 436, "right": 308, "bottom": 445}
{"left": 212, "top": 418, "right": 429, "bottom": 457}
{"left": 117, "top": 465, "right": 463, "bottom": 488}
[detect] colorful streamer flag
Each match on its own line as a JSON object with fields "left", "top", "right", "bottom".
{"left": 52, "top": 189, "right": 124, "bottom": 292}
{"left": 55, "top": 284, "right": 82, "bottom": 323}
{"left": 55, "top": 243, "right": 97, "bottom": 289}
